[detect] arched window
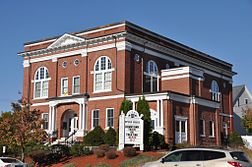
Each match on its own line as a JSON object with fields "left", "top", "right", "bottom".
{"left": 34, "top": 67, "right": 49, "bottom": 98}
{"left": 94, "top": 56, "right": 112, "bottom": 92}
{"left": 144, "top": 60, "right": 159, "bottom": 92}
{"left": 211, "top": 80, "right": 220, "bottom": 101}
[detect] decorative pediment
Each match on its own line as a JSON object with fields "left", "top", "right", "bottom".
{"left": 47, "top": 33, "right": 85, "bottom": 49}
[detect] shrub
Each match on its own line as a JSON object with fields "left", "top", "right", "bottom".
{"left": 82, "top": 147, "right": 93, "bottom": 156}
{"left": 29, "top": 149, "right": 51, "bottom": 165}
{"left": 50, "top": 144, "right": 70, "bottom": 157}
{"left": 94, "top": 148, "right": 105, "bottom": 158}
{"left": 99, "top": 144, "right": 110, "bottom": 152}
{"left": 70, "top": 143, "right": 83, "bottom": 157}
{"left": 105, "top": 149, "right": 117, "bottom": 159}
{"left": 123, "top": 147, "right": 137, "bottom": 157}
{"left": 84, "top": 126, "right": 105, "bottom": 146}
{"left": 149, "top": 131, "right": 165, "bottom": 150}
{"left": 104, "top": 127, "right": 116, "bottom": 146}
{"left": 228, "top": 132, "right": 244, "bottom": 148}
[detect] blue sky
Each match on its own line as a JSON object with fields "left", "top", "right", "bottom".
{"left": 0, "top": 0, "right": 252, "bottom": 112}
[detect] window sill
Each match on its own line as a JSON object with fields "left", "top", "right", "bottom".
{"left": 200, "top": 135, "right": 206, "bottom": 137}
{"left": 33, "top": 97, "right": 48, "bottom": 100}
{"left": 209, "top": 136, "right": 215, "bottom": 138}
{"left": 93, "top": 90, "right": 112, "bottom": 94}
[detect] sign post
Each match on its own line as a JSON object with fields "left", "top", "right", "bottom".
{"left": 118, "top": 110, "right": 144, "bottom": 151}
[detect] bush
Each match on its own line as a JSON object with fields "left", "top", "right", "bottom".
{"left": 105, "top": 149, "right": 117, "bottom": 159}
{"left": 104, "top": 127, "right": 116, "bottom": 146}
{"left": 29, "top": 149, "right": 51, "bottom": 165}
{"left": 149, "top": 131, "right": 165, "bottom": 150}
{"left": 70, "top": 143, "right": 83, "bottom": 157}
{"left": 82, "top": 147, "right": 93, "bottom": 156}
{"left": 99, "top": 144, "right": 110, "bottom": 152}
{"left": 94, "top": 148, "right": 105, "bottom": 158}
{"left": 228, "top": 132, "right": 244, "bottom": 148}
{"left": 50, "top": 144, "right": 70, "bottom": 157}
{"left": 84, "top": 126, "right": 105, "bottom": 146}
{"left": 123, "top": 147, "right": 137, "bottom": 157}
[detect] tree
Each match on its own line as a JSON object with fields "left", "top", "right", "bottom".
{"left": 117, "top": 99, "right": 133, "bottom": 145}
{"left": 136, "top": 96, "right": 152, "bottom": 151}
{"left": 242, "top": 107, "right": 252, "bottom": 133}
{"left": 104, "top": 127, "right": 116, "bottom": 146}
{"left": 0, "top": 101, "right": 46, "bottom": 161}
{"left": 119, "top": 99, "right": 133, "bottom": 114}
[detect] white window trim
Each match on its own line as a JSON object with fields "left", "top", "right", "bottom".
{"left": 41, "top": 113, "right": 49, "bottom": 130}
{"left": 91, "top": 109, "right": 100, "bottom": 129}
{"left": 210, "top": 80, "right": 220, "bottom": 102}
{"left": 209, "top": 120, "right": 215, "bottom": 138}
{"left": 200, "top": 119, "right": 206, "bottom": 137}
{"left": 105, "top": 108, "right": 114, "bottom": 129}
{"left": 72, "top": 75, "right": 80, "bottom": 95}
{"left": 144, "top": 60, "right": 159, "bottom": 92}
{"left": 93, "top": 56, "right": 113, "bottom": 93}
{"left": 61, "top": 77, "right": 68, "bottom": 96}
{"left": 33, "top": 67, "right": 50, "bottom": 99}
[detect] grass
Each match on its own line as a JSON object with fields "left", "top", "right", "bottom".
{"left": 94, "top": 163, "right": 112, "bottom": 167}
{"left": 119, "top": 155, "right": 159, "bottom": 167}
{"left": 62, "top": 163, "right": 77, "bottom": 167}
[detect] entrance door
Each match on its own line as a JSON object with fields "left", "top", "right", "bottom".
{"left": 175, "top": 118, "right": 187, "bottom": 144}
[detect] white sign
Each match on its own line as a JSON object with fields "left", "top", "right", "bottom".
{"left": 119, "top": 110, "right": 144, "bottom": 150}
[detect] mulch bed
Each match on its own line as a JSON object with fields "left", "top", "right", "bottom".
{"left": 46, "top": 151, "right": 164, "bottom": 167}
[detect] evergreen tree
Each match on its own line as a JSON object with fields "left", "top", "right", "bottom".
{"left": 104, "top": 127, "right": 116, "bottom": 146}
{"left": 117, "top": 99, "right": 133, "bottom": 146}
{"left": 136, "top": 96, "right": 152, "bottom": 151}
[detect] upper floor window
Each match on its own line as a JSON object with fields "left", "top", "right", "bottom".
{"left": 144, "top": 60, "right": 159, "bottom": 92}
{"left": 61, "top": 77, "right": 68, "bottom": 96}
{"left": 211, "top": 80, "right": 220, "bottom": 101}
{"left": 72, "top": 76, "right": 80, "bottom": 94}
{"left": 94, "top": 56, "right": 112, "bottom": 92}
{"left": 34, "top": 67, "right": 49, "bottom": 98}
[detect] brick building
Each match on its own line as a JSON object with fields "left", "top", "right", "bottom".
{"left": 19, "top": 21, "right": 235, "bottom": 146}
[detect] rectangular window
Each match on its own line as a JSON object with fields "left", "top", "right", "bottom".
{"left": 42, "top": 113, "right": 48, "bottom": 130}
{"left": 106, "top": 108, "right": 114, "bottom": 128}
{"left": 200, "top": 119, "right": 205, "bottom": 136}
{"left": 92, "top": 110, "right": 99, "bottom": 128}
{"left": 104, "top": 72, "right": 112, "bottom": 90}
{"left": 34, "top": 82, "right": 41, "bottom": 98}
{"left": 42, "top": 81, "right": 48, "bottom": 97}
{"left": 61, "top": 78, "right": 68, "bottom": 96}
{"left": 73, "top": 76, "right": 80, "bottom": 94}
{"left": 209, "top": 121, "right": 215, "bottom": 137}
{"left": 95, "top": 73, "right": 102, "bottom": 91}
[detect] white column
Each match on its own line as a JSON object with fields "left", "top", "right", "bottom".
{"left": 52, "top": 106, "right": 56, "bottom": 131}
{"left": 133, "top": 101, "right": 136, "bottom": 111}
{"left": 157, "top": 100, "right": 160, "bottom": 127}
{"left": 160, "top": 99, "right": 164, "bottom": 128}
{"left": 48, "top": 106, "right": 52, "bottom": 132}
{"left": 79, "top": 103, "right": 83, "bottom": 129}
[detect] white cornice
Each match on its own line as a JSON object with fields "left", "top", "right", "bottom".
{"left": 24, "top": 23, "right": 126, "bottom": 47}
{"left": 26, "top": 41, "right": 126, "bottom": 64}
{"left": 127, "top": 33, "right": 233, "bottom": 79}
